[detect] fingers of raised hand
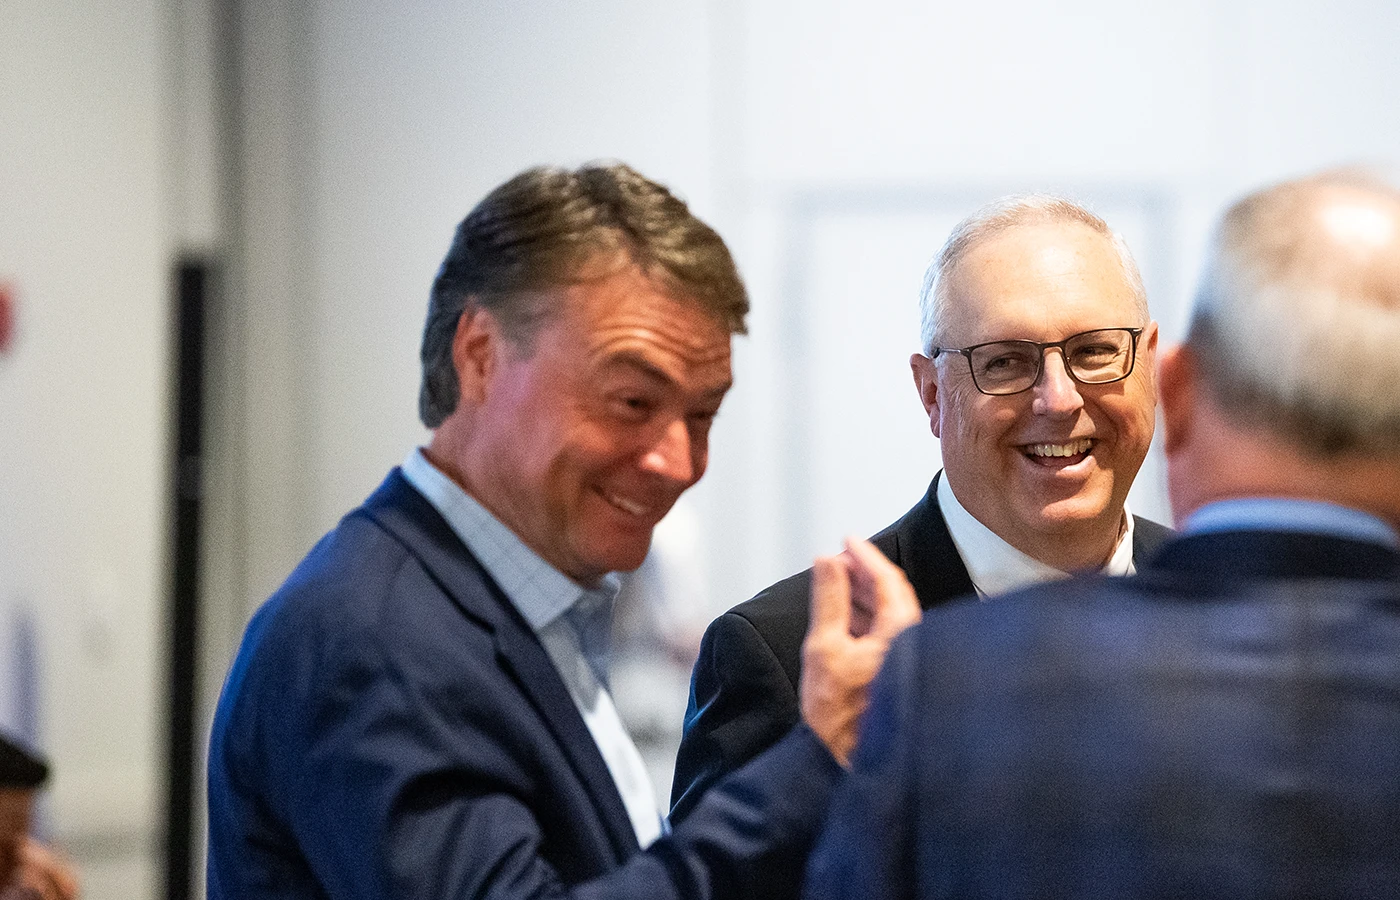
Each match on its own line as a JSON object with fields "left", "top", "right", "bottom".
{"left": 809, "top": 554, "right": 853, "bottom": 636}
{"left": 842, "top": 537, "right": 921, "bottom": 640}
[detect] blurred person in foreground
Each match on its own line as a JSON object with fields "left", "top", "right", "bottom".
{"left": 804, "top": 171, "right": 1400, "bottom": 899}
{"left": 0, "top": 734, "right": 77, "bottom": 900}
{"left": 673, "top": 195, "right": 1173, "bottom": 819}
{"left": 206, "top": 162, "right": 919, "bottom": 900}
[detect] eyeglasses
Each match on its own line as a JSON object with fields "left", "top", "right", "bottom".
{"left": 930, "top": 327, "right": 1143, "bottom": 396}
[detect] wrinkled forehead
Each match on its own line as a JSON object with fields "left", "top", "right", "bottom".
{"left": 941, "top": 222, "right": 1141, "bottom": 341}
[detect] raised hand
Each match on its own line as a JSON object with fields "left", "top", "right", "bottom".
{"left": 799, "top": 537, "right": 922, "bottom": 766}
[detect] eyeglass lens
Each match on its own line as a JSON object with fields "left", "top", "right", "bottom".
{"left": 970, "top": 329, "right": 1135, "bottom": 395}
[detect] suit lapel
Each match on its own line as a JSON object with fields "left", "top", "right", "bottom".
{"left": 360, "top": 470, "right": 640, "bottom": 862}
{"left": 1130, "top": 515, "right": 1175, "bottom": 561}
{"left": 880, "top": 473, "right": 977, "bottom": 610}
{"left": 489, "top": 625, "right": 640, "bottom": 860}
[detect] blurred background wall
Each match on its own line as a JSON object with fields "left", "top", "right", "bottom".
{"left": 2, "top": 1, "right": 1398, "bottom": 897}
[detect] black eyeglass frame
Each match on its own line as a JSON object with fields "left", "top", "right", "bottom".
{"left": 929, "top": 327, "right": 1144, "bottom": 396}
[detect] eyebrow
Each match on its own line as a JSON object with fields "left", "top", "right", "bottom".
{"left": 602, "top": 351, "right": 732, "bottom": 399}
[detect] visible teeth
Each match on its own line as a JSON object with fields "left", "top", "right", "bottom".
{"left": 607, "top": 494, "right": 647, "bottom": 516}
{"left": 1027, "top": 439, "right": 1092, "bottom": 458}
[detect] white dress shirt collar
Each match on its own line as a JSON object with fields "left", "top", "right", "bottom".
{"left": 400, "top": 446, "right": 609, "bottom": 630}
{"left": 937, "top": 471, "right": 1135, "bottom": 598}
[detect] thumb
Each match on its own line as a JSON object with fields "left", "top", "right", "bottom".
{"left": 809, "top": 554, "right": 853, "bottom": 638}
{"left": 843, "top": 536, "right": 921, "bottom": 641}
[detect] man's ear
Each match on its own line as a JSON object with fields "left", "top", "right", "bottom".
{"left": 910, "top": 353, "right": 943, "bottom": 438}
{"left": 1139, "top": 320, "right": 1160, "bottom": 378}
{"left": 1157, "top": 342, "right": 1196, "bottom": 455}
{"left": 452, "top": 306, "right": 502, "bottom": 406}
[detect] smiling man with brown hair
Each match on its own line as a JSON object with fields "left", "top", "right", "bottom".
{"left": 207, "top": 162, "right": 919, "bottom": 900}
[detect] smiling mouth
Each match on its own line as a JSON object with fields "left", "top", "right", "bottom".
{"left": 603, "top": 491, "right": 650, "bottom": 518}
{"left": 1023, "top": 438, "right": 1094, "bottom": 465}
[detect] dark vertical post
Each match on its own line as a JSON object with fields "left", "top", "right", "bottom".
{"left": 165, "top": 258, "right": 208, "bottom": 900}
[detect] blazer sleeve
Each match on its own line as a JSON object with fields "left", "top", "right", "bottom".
{"left": 295, "top": 670, "right": 842, "bottom": 900}
{"left": 290, "top": 658, "right": 842, "bottom": 900}
{"left": 802, "top": 625, "right": 923, "bottom": 900}
{"left": 211, "top": 554, "right": 841, "bottom": 900}
{"left": 670, "top": 610, "right": 802, "bottom": 824}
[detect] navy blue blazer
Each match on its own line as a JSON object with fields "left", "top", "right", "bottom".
{"left": 207, "top": 469, "right": 842, "bottom": 900}
{"left": 804, "top": 528, "right": 1400, "bottom": 900}
{"left": 671, "top": 474, "right": 1173, "bottom": 821}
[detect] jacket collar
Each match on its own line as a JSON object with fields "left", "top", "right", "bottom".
{"left": 874, "top": 472, "right": 977, "bottom": 610}
{"left": 878, "top": 473, "right": 1176, "bottom": 610}
{"left": 1147, "top": 529, "right": 1400, "bottom": 582}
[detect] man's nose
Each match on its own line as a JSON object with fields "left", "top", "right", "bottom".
{"left": 639, "top": 418, "right": 698, "bottom": 484}
{"left": 1031, "top": 349, "right": 1085, "bottom": 415}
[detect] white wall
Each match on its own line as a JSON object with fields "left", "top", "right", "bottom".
{"left": 0, "top": 1, "right": 177, "bottom": 896}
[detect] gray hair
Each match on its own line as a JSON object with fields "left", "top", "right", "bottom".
{"left": 419, "top": 162, "right": 749, "bottom": 428}
{"left": 1188, "top": 173, "right": 1400, "bottom": 455}
{"left": 918, "top": 194, "right": 1148, "bottom": 354}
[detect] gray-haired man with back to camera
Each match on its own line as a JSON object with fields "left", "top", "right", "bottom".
{"left": 672, "top": 195, "right": 1174, "bottom": 820}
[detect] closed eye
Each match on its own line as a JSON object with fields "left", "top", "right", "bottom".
{"left": 611, "top": 395, "right": 657, "bottom": 420}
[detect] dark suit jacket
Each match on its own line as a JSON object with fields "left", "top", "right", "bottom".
{"left": 207, "top": 469, "right": 843, "bottom": 900}
{"left": 805, "top": 528, "right": 1400, "bottom": 900}
{"left": 671, "top": 474, "right": 1173, "bottom": 820}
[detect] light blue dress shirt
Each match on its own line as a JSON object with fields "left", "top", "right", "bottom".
{"left": 1183, "top": 497, "right": 1399, "bottom": 548}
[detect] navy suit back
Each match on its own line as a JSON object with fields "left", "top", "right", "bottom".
{"left": 806, "top": 530, "right": 1400, "bottom": 900}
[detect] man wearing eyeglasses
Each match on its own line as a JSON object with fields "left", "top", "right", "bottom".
{"left": 671, "top": 196, "right": 1173, "bottom": 823}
